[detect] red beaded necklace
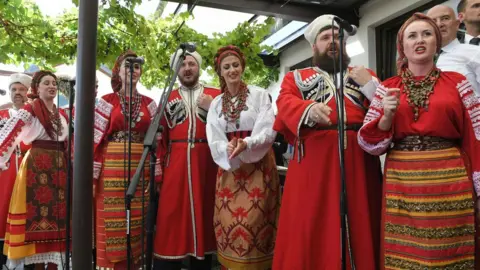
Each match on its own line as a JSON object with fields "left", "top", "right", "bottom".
{"left": 221, "top": 82, "right": 249, "bottom": 130}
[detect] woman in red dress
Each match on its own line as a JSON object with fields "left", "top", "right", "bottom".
{"left": 93, "top": 50, "right": 161, "bottom": 269}
{"left": 358, "top": 13, "right": 480, "bottom": 269}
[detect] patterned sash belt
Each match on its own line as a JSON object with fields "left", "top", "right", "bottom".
{"left": 108, "top": 131, "right": 145, "bottom": 143}
{"left": 226, "top": 130, "right": 252, "bottom": 141}
{"left": 314, "top": 123, "right": 362, "bottom": 131}
{"left": 393, "top": 136, "right": 456, "bottom": 151}
{"left": 32, "top": 140, "right": 65, "bottom": 150}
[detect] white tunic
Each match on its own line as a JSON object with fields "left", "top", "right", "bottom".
{"left": 206, "top": 85, "right": 277, "bottom": 171}
{"left": 0, "top": 108, "right": 68, "bottom": 170}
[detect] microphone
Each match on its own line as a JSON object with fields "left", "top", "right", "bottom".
{"left": 126, "top": 57, "right": 145, "bottom": 65}
{"left": 333, "top": 16, "right": 357, "bottom": 35}
{"left": 180, "top": 42, "right": 196, "bottom": 53}
{"left": 0, "top": 89, "right": 6, "bottom": 96}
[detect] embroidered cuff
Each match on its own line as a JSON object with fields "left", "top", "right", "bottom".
{"left": 357, "top": 132, "right": 392, "bottom": 156}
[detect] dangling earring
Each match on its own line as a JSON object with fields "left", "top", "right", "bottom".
{"left": 402, "top": 57, "right": 408, "bottom": 63}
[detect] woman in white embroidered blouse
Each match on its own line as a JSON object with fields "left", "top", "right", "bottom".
{"left": 206, "top": 45, "right": 280, "bottom": 270}
{"left": 0, "top": 71, "right": 69, "bottom": 270}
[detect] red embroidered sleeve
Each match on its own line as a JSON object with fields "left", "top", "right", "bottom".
{"left": 273, "top": 71, "right": 316, "bottom": 144}
{"left": 457, "top": 79, "right": 480, "bottom": 195}
{"left": 93, "top": 97, "right": 113, "bottom": 180}
{"left": 357, "top": 84, "right": 394, "bottom": 155}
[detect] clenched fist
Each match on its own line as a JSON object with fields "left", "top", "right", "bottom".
{"left": 308, "top": 103, "right": 332, "bottom": 125}
{"left": 196, "top": 93, "right": 213, "bottom": 111}
{"left": 350, "top": 66, "right": 372, "bottom": 86}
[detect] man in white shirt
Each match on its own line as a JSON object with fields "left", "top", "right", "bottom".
{"left": 427, "top": 5, "right": 480, "bottom": 96}
{"left": 458, "top": 0, "right": 480, "bottom": 44}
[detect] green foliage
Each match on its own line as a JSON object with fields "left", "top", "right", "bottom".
{"left": 0, "top": 0, "right": 279, "bottom": 94}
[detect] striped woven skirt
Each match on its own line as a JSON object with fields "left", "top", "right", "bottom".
{"left": 382, "top": 147, "right": 476, "bottom": 269}
{"left": 95, "top": 142, "right": 150, "bottom": 270}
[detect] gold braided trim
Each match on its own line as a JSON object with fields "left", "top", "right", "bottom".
{"left": 103, "top": 196, "right": 149, "bottom": 205}
{"left": 109, "top": 131, "right": 145, "bottom": 143}
{"left": 385, "top": 255, "right": 474, "bottom": 270}
{"left": 385, "top": 223, "right": 475, "bottom": 239}
{"left": 386, "top": 167, "right": 467, "bottom": 181}
{"left": 105, "top": 218, "right": 144, "bottom": 230}
{"left": 386, "top": 198, "right": 474, "bottom": 213}
{"left": 105, "top": 235, "right": 142, "bottom": 252}
{"left": 385, "top": 237, "right": 474, "bottom": 251}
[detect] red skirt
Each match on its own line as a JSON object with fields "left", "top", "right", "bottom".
{"left": 381, "top": 147, "right": 475, "bottom": 269}
{"left": 95, "top": 142, "right": 149, "bottom": 270}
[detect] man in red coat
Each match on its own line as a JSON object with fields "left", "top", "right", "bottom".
{"left": 153, "top": 49, "right": 220, "bottom": 270}
{"left": 0, "top": 73, "right": 32, "bottom": 266}
{"left": 272, "top": 14, "right": 383, "bottom": 269}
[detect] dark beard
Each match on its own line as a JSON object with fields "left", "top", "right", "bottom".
{"left": 178, "top": 73, "right": 199, "bottom": 88}
{"left": 313, "top": 48, "right": 351, "bottom": 74}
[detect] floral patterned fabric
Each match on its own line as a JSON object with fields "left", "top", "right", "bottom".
{"left": 24, "top": 144, "right": 67, "bottom": 242}
{"left": 214, "top": 150, "right": 280, "bottom": 270}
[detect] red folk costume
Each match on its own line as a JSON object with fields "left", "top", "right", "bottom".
{"left": 0, "top": 109, "right": 30, "bottom": 241}
{"left": 153, "top": 83, "right": 220, "bottom": 260}
{"left": 1, "top": 71, "right": 69, "bottom": 269}
{"left": 93, "top": 51, "right": 161, "bottom": 270}
{"left": 357, "top": 13, "right": 480, "bottom": 269}
{"left": 273, "top": 64, "right": 382, "bottom": 270}
{"left": 273, "top": 15, "right": 382, "bottom": 270}
{"left": 358, "top": 71, "right": 480, "bottom": 269}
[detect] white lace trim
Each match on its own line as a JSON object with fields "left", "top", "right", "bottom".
{"left": 7, "top": 252, "right": 69, "bottom": 269}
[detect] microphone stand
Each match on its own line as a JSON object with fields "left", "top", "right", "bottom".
{"left": 126, "top": 47, "right": 188, "bottom": 270}
{"left": 65, "top": 80, "right": 75, "bottom": 270}
{"left": 331, "top": 20, "right": 355, "bottom": 270}
{"left": 125, "top": 60, "right": 136, "bottom": 270}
